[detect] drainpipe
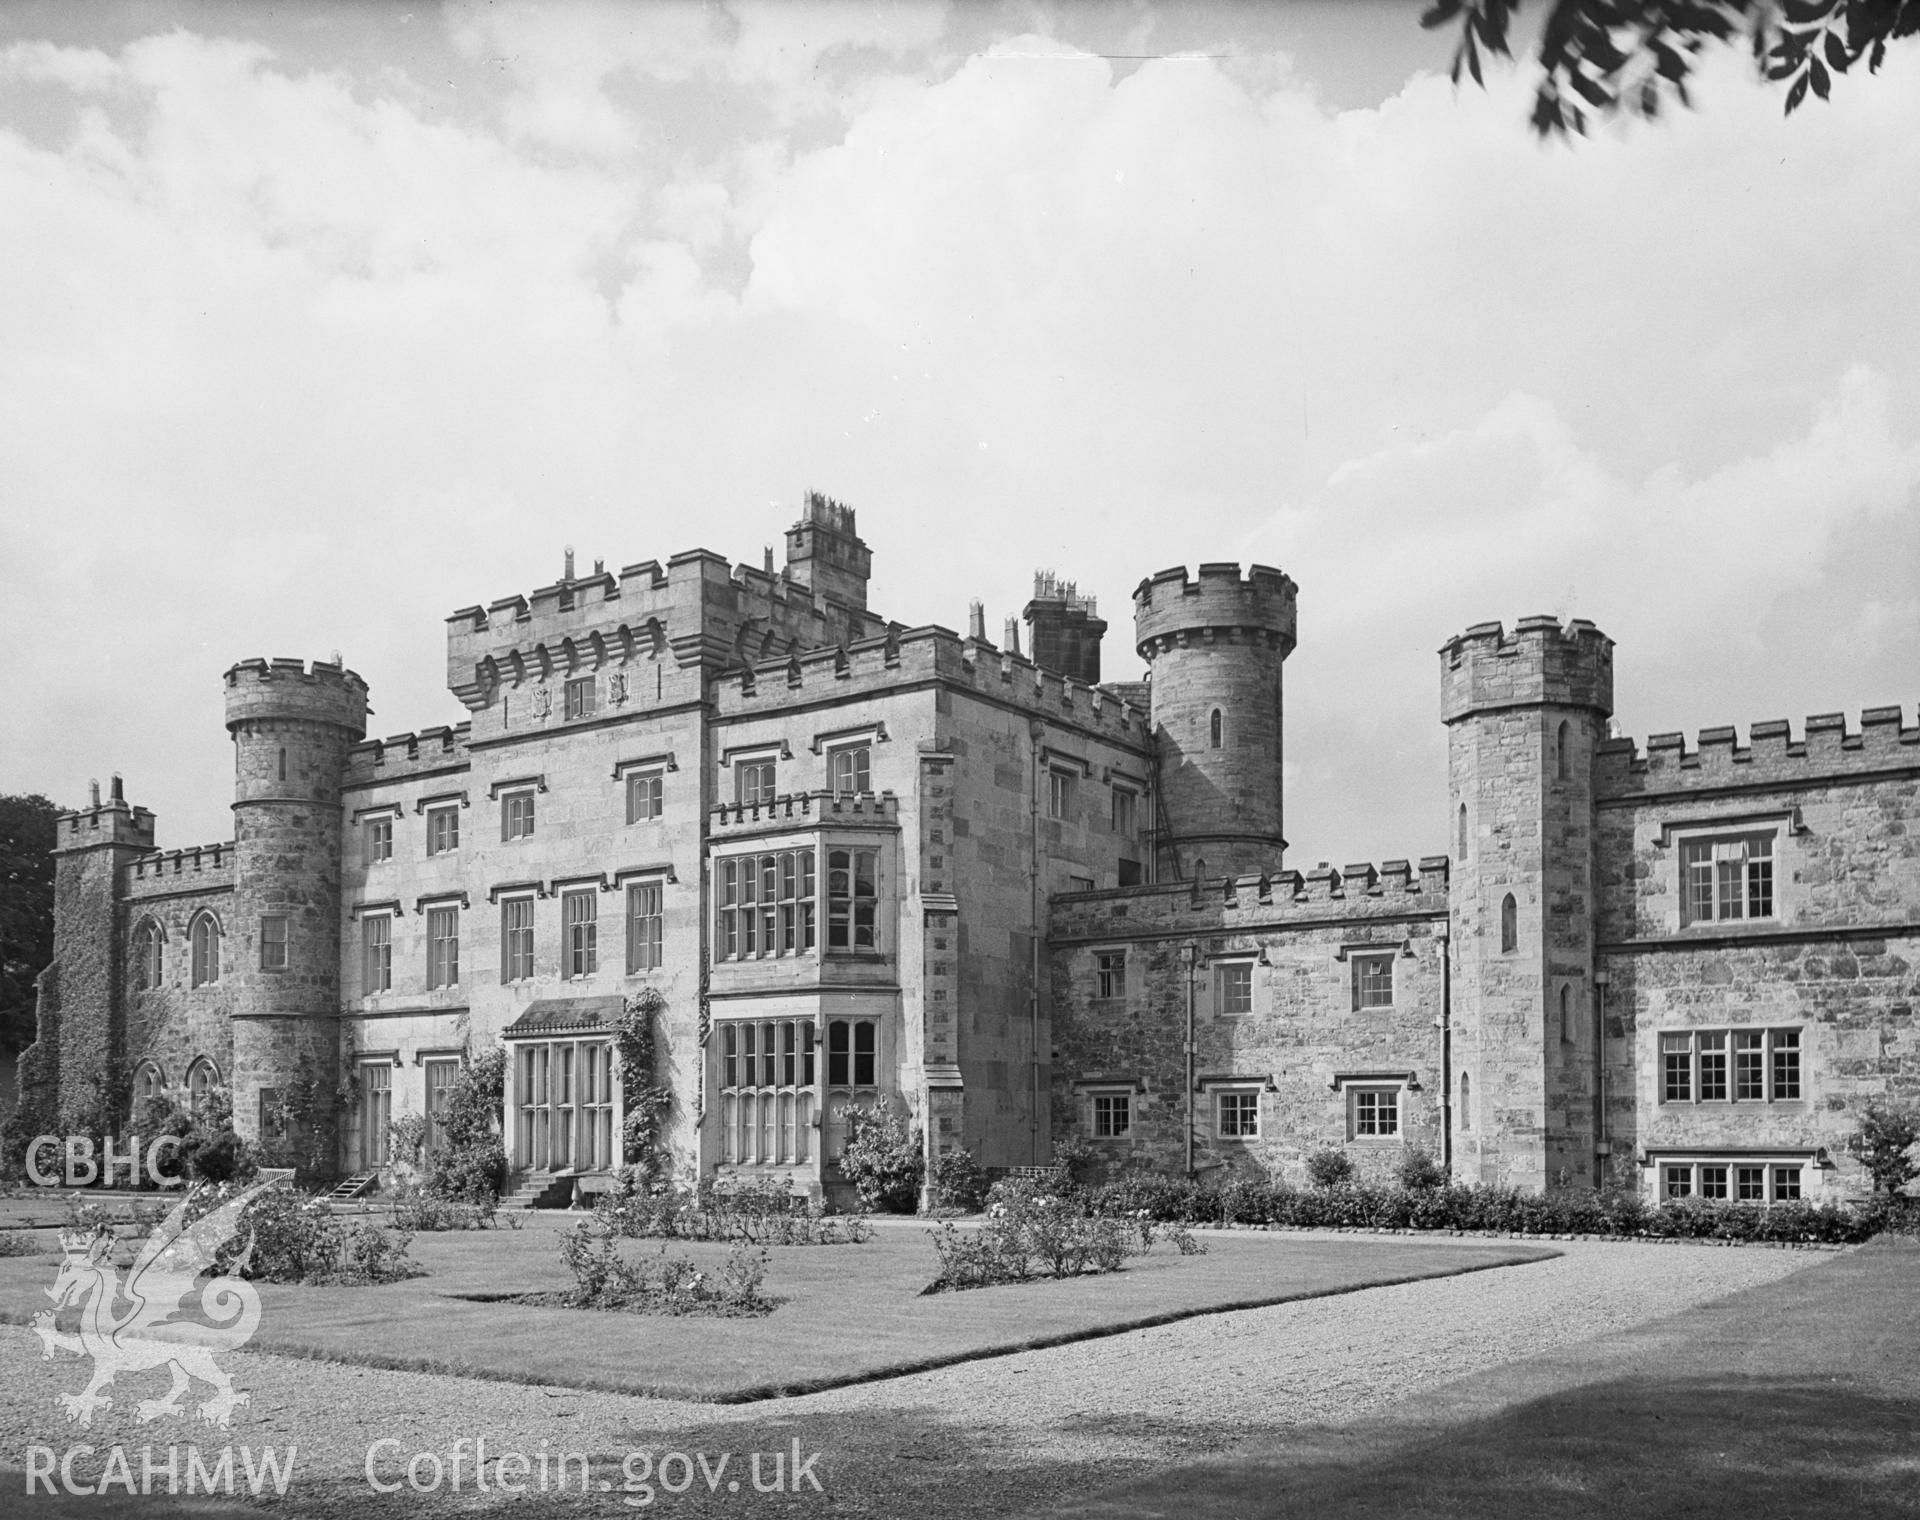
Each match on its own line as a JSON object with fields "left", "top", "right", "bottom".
{"left": 1181, "top": 942, "right": 1197, "bottom": 1180}
{"left": 1593, "top": 968, "right": 1611, "bottom": 1188}
{"left": 1029, "top": 719, "right": 1044, "bottom": 1167}
{"left": 1439, "top": 924, "right": 1453, "bottom": 1176}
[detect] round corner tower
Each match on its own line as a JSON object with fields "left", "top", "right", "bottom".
{"left": 223, "top": 657, "right": 368, "bottom": 1170}
{"left": 1133, "top": 562, "right": 1297, "bottom": 880}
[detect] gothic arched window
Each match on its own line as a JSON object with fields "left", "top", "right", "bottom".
{"left": 132, "top": 920, "right": 163, "bottom": 991}
{"left": 1209, "top": 710, "right": 1223, "bottom": 749}
{"left": 186, "top": 1058, "right": 221, "bottom": 1116}
{"left": 133, "top": 1061, "right": 166, "bottom": 1108}
{"left": 189, "top": 913, "right": 221, "bottom": 987}
{"left": 1460, "top": 1072, "right": 1471, "bottom": 1130}
{"left": 1500, "top": 894, "right": 1517, "bottom": 954}
{"left": 1556, "top": 721, "right": 1570, "bottom": 781}
{"left": 1457, "top": 804, "right": 1469, "bottom": 862}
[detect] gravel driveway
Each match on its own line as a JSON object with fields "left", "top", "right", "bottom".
{"left": 0, "top": 1233, "right": 1826, "bottom": 1518}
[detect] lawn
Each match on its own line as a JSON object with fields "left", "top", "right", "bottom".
{"left": 1052, "top": 1236, "right": 1920, "bottom": 1520}
{"left": 0, "top": 1213, "right": 1550, "bottom": 1402}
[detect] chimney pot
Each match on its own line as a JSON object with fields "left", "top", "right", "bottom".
{"left": 968, "top": 600, "right": 986, "bottom": 642}
{"left": 89, "top": 778, "right": 101, "bottom": 809}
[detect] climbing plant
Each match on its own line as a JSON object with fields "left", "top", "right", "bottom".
{"left": 612, "top": 988, "right": 674, "bottom": 1182}
{"left": 424, "top": 1045, "right": 508, "bottom": 1203}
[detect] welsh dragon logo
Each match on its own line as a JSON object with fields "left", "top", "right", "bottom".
{"left": 32, "top": 1181, "right": 272, "bottom": 1428}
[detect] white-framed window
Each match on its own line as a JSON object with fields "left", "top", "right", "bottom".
{"left": 426, "top": 906, "right": 459, "bottom": 988}
{"left": 563, "top": 890, "right": 598, "bottom": 978}
{"left": 829, "top": 744, "right": 870, "bottom": 796}
{"left": 132, "top": 920, "right": 164, "bottom": 991}
{"left": 626, "top": 770, "right": 664, "bottom": 823}
{"left": 1047, "top": 767, "right": 1075, "bottom": 819}
{"left": 826, "top": 1018, "right": 877, "bottom": 1088}
{"left": 357, "top": 1061, "right": 391, "bottom": 1169}
{"left": 1091, "top": 1091, "right": 1131, "bottom": 1138}
{"left": 259, "top": 914, "right": 289, "bottom": 973}
{"left": 717, "top": 849, "right": 815, "bottom": 960}
{"left": 362, "top": 913, "right": 392, "bottom": 995}
{"left": 500, "top": 896, "right": 536, "bottom": 983}
{"left": 426, "top": 806, "right": 460, "bottom": 856}
{"left": 501, "top": 790, "right": 536, "bottom": 841}
{"left": 737, "top": 760, "right": 777, "bottom": 806}
{"left": 1661, "top": 1160, "right": 1804, "bottom": 1203}
{"left": 1111, "top": 787, "right": 1137, "bottom": 837}
{"left": 365, "top": 815, "right": 394, "bottom": 865}
{"left": 1213, "top": 960, "right": 1253, "bottom": 1017}
{"left": 1349, "top": 1086, "right": 1401, "bottom": 1139}
{"left": 564, "top": 675, "right": 596, "bottom": 720}
{"left": 827, "top": 847, "right": 878, "bottom": 953}
{"left": 1660, "top": 1027, "right": 1801, "bottom": 1103}
{"left": 1216, "top": 1088, "right": 1260, "bottom": 1139}
{"left": 1680, "top": 831, "right": 1776, "bottom": 925}
{"left": 627, "top": 882, "right": 664, "bottom": 972}
{"left": 720, "top": 1019, "right": 816, "bottom": 1166}
{"left": 189, "top": 913, "right": 221, "bottom": 988}
{"left": 1351, "top": 952, "right": 1394, "bottom": 1010}
{"left": 1095, "top": 951, "right": 1125, "bottom": 1000}
{"left": 515, "top": 1039, "right": 616, "bottom": 1172}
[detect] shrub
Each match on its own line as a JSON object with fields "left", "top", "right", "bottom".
{"left": 424, "top": 1049, "right": 508, "bottom": 1204}
{"left": 837, "top": 1100, "right": 923, "bottom": 1213}
{"left": 0, "top": 1229, "right": 39, "bottom": 1256}
{"left": 1305, "top": 1149, "right": 1355, "bottom": 1190}
{"left": 931, "top": 1147, "right": 989, "bottom": 1212}
{"left": 389, "top": 1186, "right": 496, "bottom": 1231}
{"left": 1848, "top": 1105, "right": 1920, "bottom": 1196}
{"left": 924, "top": 1179, "right": 1149, "bottom": 1292}
{"left": 1396, "top": 1149, "right": 1447, "bottom": 1192}
{"left": 556, "top": 1223, "right": 771, "bottom": 1315}
{"left": 592, "top": 1177, "right": 872, "bottom": 1246}
{"left": 186, "top": 1181, "right": 423, "bottom": 1285}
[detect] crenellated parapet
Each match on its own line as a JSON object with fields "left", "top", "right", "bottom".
{"left": 1049, "top": 855, "right": 1451, "bottom": 942}
{"left": 344, "top": 723, "right": 472, "bottom": 786}
{"left": 1439, "top": 616, "right": 1613, "bottom": 723}
{"left": 125, "top": 842, "right": 236, "bottom": 897}
{"left": 1596, "top": 705, "right": 1920, "bottom": 797}
{"left": 710, "top": 625, "right": 1150, "bottom": 744}
{"left": 709, "top": 789, "right": 901, "bottom": 837}
{"left": 55, "top": 797, "right": 156, "bottom": 856}
{"left": 223, "top": 657, "right": 369, "bottom": 737}
{"left": 1132, "top": 562, "right": 1298, "bottom": 659}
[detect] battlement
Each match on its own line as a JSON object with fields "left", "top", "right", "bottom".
{"left": 345, "top": 722, "right": 473, "bottom": 786}
{"left": 445, "top": 543, "right": 886, "bottom": 712}
{"left": 55, "top": 796, "right": 156, "bottom": 853}
{"left": 1595, "top": 705, "right": 1920, "bottom": 797}
{"left": 125, "top": 841, "right": 236, "bottom": 895}
{"left": 1049, "top": 855, "right": 1451, "bottom": 940}
{"left": 223, "top": 657, "right": 369, "bottom": 735}
{"left": 1132, "top": 562, "right": 1298, "bottom": 658}
{"left": 711, "top": 625, "right": 1150, "bottom": 744}
{"left": 1438, "top": 616, "right": 1613, "bottom": 723}
{"left": 709, "top": 789, "right": 900, "bottom": 837}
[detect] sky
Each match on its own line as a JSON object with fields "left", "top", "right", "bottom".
{"left": 3, "top": 0, "right": 1918, "bottom": 871}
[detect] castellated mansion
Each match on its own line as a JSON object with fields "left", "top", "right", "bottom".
{"left": 28, "top": 495, "right": 1920, "bottom": 1205}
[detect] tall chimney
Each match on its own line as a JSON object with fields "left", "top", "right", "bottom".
{"left": 563, "top": 545, "right": 576, "bottom": 581}
{"left": 968, "top": 600, "right": 986, "bottom": 642}
{"left": 1023, "top": 570, "right": 1106, "bottom": 684}
{"left": 783, "top": 491, "right": 872, "bottom": 610}
{"left": 1003, "top": 617, "right": 1022, "bottom": 656}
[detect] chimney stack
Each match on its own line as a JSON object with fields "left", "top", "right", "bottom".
{"left": 1023, "top": 570, "right": 1106, "bottom": 685}
{"left": 110, "top": 774, "right": 124, "bottom": 803}
{"left": 89, "top": 778, "right": 101, "bottom": 809}
{"left": 968, "top": 600, "right": 986, "bottom": 642}
{"left": 563, "top": 545, "right": 576, "bottom": 581}
{"left": 1003, "top": 617, "right": 1022, "bottom": 656}
{"left": 783, "top": 491, "right": 872, "bottom": 610}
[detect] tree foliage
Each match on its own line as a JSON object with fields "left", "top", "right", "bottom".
{"left": 423, "top": 1046, "right": 508, "bottom": 1203}
{"left": 0, "top": 793, "right": 60, "bottom": 1056}
{"left": 1424, "top": 1, "right": 1920, "bottom": 134}
{"left": 1847, "top": 1103, "right": 1920, "bottom": 1196}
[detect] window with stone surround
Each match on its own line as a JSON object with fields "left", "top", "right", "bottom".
{"left": 426, "top": 806, "right": 460, "bottom": 856}
{"left": 1559, "top": 984, "right": 1574, "bottom": 1043}
{"left": 500, "top": 896, "right": 536, "bottom": 982}
{"left": 1112, "top": 787, "right": 1137, "bottom": 837}
{"left": 189, "top": 913, "right": 221, "bottom": 988}
{"left": 1091, "top": 1091, "right": 1131, "bottom": 1138}
{"left": 1212, "top": 960, "right": 1253, "bottom": 1017}
{"left": 1209, "top": 709, "right": 1223, "bottom": 749}
{"left": 426, "top": 906, "right": 459, "bottom": 988}
{"left": 736, "top": 760, "right": 777, "bottom": 807}
{"left": 361, "top": 913, "right": 392, "bottom": 994}
{"left": 425, "top": 1058, "right": 459, "bottom": 1152}
{"left": 627, "top": 882, "right": 664, "bottom": 972}
{"left": 1216, "top": 1088, "right": 1260, "bottom": 1138}
{"left": 717, "top": 849, "right": 816, "bottom": 960}
{"left": 365, "top": 814, "right": 394, "bottom": 865}
{"left": 1661, "top": 1159, "right": 1803, "bottom": 1203}
{"left": 259, "top": 914, "right": 288, "bottom": 973}
{"left": 1499, "top": 894, "right": 1517, "bottom": 953}
{"left": 133, "top": 1062, "right": 165, "bottom": 1107}
{"left": 1457, "top": 804, "right": 1469, "bottom": 862}
{"left": 626, "top": 770, "right": 664, "bottom": 823}
{"left": 1659, "top": 1028, "right": 1801, "bottom": 1104}
{"left": 1351, "top": 952, "right": 1394, "bottom": 1010}
{"left": 501, "top": 789, "right": 536, "bottom": 841}
{"left": 1095, "top": 951, "right": 1125, "bottom": 1000}
{"left": 720, "top": 1019, "right": 816, "bottom": 1165}
{"left": 562, "top": 890, "right": 598, "bottom": 978}
{"left": 828, "top": 743, "right": 870, "bottom": 796}
{"left": 564, "top": 675, "right": 596, "bottom": 720}
{"left": 1348, "top": 1085, "right": 1400, "bottom": 1139}
{"left": 827, "top": 848, "right": 878, "bottom": 953}
{"left": 1679, "top": 832, "right": 1775, "bottom": 926}
{"left": 515, "top": 1039, "right": 615, "bottom": 1171}
{"left": 132, "top": 920, "right": 163, "bottom": 991}
{"left": 1047, "top": 767, "right": 1075, "bottom": 819}
{"left": 186, "top": 1058, "right": 219, "bottom": 1115}
{"left": 827, "top": 1018, "right": 877, "bottom": 1089}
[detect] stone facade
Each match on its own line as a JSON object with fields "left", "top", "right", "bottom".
{"left": 25, "top": 493, "right": 1920, "bottom": 1203}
